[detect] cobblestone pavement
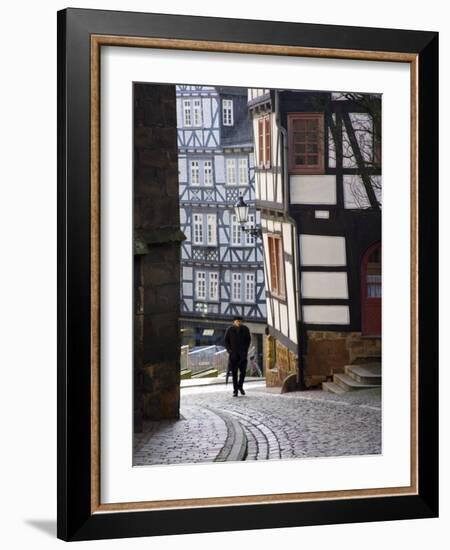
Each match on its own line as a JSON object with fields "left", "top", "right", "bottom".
{"left": 133, "top": 382, "right": 381, "bottom": 466}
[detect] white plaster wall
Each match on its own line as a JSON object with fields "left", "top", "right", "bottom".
{"left": 303, "top": 305, "right": 350, "bottom": 324}
{"left": 301, "top": 272, "right": 349, "bottom": 299}
{"left": 280, "top": 302, "right": 288, "bottom": 335}
{"left": 290, "top": 175, "right": 337, "bottom": 204}
{"left": 282, "top": 223, "right": 292, "bottom": 255}
{"left": 300, "top": 234, "right": 347, "bottom": 266}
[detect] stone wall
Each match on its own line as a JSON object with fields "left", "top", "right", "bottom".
{"left": 263, "top": 330, "right": 380, "bottom": 389}
{"left": 303, "top": 331, "right": 381, "bottom": 388}
{"left": 133, "top": 83, "right": 183, "bottom": 428}
{"left": 264, "top": 335, "right": 298, "bottom": 388}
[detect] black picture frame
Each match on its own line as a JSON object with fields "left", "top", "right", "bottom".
{"left": 57, "top": 7, "right": 438, "bottom": 542}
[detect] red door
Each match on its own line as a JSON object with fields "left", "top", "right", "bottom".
{"left": 361, "top": 242, "right": 381, "bottom": 337}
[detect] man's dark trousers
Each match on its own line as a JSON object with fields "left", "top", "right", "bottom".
{"left": 230, "top": 354, "right": 247, "bottom": 393}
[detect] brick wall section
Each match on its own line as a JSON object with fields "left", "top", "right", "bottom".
{"left": 134, "top": 84, "right": 181, "bottom": 427}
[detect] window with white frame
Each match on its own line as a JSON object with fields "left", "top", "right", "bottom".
{"left": 222, "top": 99, "right": 233, "bottom": 126}
{"left": 190, "top": 159, "right": 214, "bottom": 186}
{"left": 193, "top": 214, "right": 203, "bottom": 245}
{"left": 226, "top": 158, "right": 237, "bottom": 185}
{"left": 226, "top": 157, "right": 249, "bottom": 185}
{"left": 196, "top": 271, "right": 219, "bottom": 301}
{"left": 239, "top": 158, "right": 249, "bottom": 184}
{"left": 245, "top": 214, "right": 256, "bottom": 245}
{"left": 232, "top": 273, "right": 241, "bottom": 302}
{"left": 190, "top": 160, "right": 200, "bottom": 185}
{"left": 183, "top": 99, "right": 192, "bottom": 127}
{"left": 231, "top": 212, "right": 256, "bottom": 246}
{"left": 231, "top": 214, "right": 241, "bottom": 246}
{"left": 192, "top": 213, "right": 217, "bottom": 246}
{"left": 245, "top": 273, "right": 255, "bottom": 302}
{"left": 196, "top": 271, "right": 206, "bottom": 300}
{"left": 209, "top": 272, "right": 219, "bottom": 301}
{"left": 206, "top": 214, "right": 217, "bottom": 246}
{"left": 193, "top": 99, "right": 202, "bottom": 127}
{"left": 182, "top": 97, "right": 203, "bottom": 127}
{"left": 203, "top": 160, "right": 213, "bottom": 186}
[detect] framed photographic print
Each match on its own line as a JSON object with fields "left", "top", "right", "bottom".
{"left": 57, "top": 8, "right": 438, "bottom": 542}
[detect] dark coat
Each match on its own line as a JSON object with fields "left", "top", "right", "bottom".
{"left": 224, "top": 324, "right": 251, "bottom": 359}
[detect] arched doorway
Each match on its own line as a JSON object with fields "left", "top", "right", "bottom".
{"left": 361, "top": 242, "right": 381, "bottom": 337}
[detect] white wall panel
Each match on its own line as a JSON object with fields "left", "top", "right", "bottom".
{"left": 280, "top": 303, "right": 288, "bottom": 335}
{"left": 290, "top": 175, "right": 337, "bottom": 204}
{"left": 301, "top": 272, "right": 348, "bottom": 299}
{"left": 202, "top": 97, "right": 211, "bottom": 127}
{"left": 182, "top": 282, "right": 193, "bottom": 296}
{"left": 303, "top": 305, "right": 350, "bottom": 324}
{"left": 282, "top": 223, "right": 292, "bottom": 254}
{"left": 300, "top": 234, "right": 346, "bottom": 266}
{"left": 214, "top": 155, "right": 224, "bottom": 182}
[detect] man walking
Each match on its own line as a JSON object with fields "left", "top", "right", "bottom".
{"left": 224, "top": 316, "right": 251, "bottom": 397}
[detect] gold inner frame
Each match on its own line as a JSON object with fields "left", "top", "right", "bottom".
{"left": 90, "top": 35, "right": 419, "bottom": 514}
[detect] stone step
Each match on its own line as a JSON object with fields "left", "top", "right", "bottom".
{"left": 344, "top": 364, "right": 382, "bottom": 384}
{"left": 333, "top": 373, "right": 380, "bottom": 391}
{"left": 322, "top": 381, "right": 347, "bottom": 395}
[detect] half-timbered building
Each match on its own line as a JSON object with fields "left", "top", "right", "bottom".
{"left": 248, "top": 88, "right": 381, "bottom": 388}
{"left": 177, "top": 85, "right": 266, "bottom": 362}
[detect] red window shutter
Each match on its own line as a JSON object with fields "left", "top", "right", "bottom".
{"left": 265, "top": 116, "right": 271, "bottom": 168}
{"left": 276, "top": 238, "right": 285, "bottom": 297}
{"left": 268, "top": 237, "right": 278, "bottom": 294}
{"left": 258, "top": 118, "right": 264, "bottom": 168}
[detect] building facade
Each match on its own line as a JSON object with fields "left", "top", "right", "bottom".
{"left": 177, "top": 85, "right": 266, "bottom": 363}
{"left": 248, "top": 88, "right": 382, "bottom": 388}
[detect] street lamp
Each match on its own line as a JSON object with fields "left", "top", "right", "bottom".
{"left": 233, "top": 195, "right": 262, "bottom": 238}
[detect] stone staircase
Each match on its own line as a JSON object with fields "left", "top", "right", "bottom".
{"left": 322, "top": 362, "right": 381, "bottom": 394}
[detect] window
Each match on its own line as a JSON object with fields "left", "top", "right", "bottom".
{"left": 230, "top": 214, "right": 240, "bottom": 246}
{"left": 231, "top": 272, "right": 256, "bottom": 302}
{"left": 209, "top": 272, "right": 219, "bottom": 301}
{"left": 232, "top": 273, "right": 241, "bottom": 302}
{"left": 226, "top": 157, "right": 249, "bottom": 185}
{"left": 367, "top": 245, "right": 382, "bottom": 297}
{"left": 192, "top": 213, "right": 217, "bottom": 246}
{"left": 196, "top": 271, "right": 206, "bottom": 300}
{"left": 222, "top": 99, "right": 233, "bottom": 126}
{"left": 206, "top": 214, "right": 217, "bottom": 246}
{"left": 226, "top": 158, "right": 237, "bottom": 185}
{"left": 267, "top": 235, "right": 286, "bottom": 298}
{"left": 196, "top": 271, "right": 219, "bottom": 302}
{"left": 239, "top": 158, "right": 249, "bottom": 184}
{"left": 231, "top": 213, "right": 256, "bottom": 247}
{"left": 203, "top": 160, "right": 213, "bottom": 186}
{"left": 182, "top": 97, "right": 202, "bottom": 127}
{"left": 193, "top": 99, "right": 202, "bottom": 127}
{"left": 190, "top": 159, "right": 214, "bottom": 186}
{"left": 193, "top": 214, "right": 203, "bottom": 244}
{"left": 190, "top": 160, "right": 200, "bottom": 185}
{"left": 183, "top": 99, "right": 192, "bottom": 126}
{"left": 257, "top": 115, "right": 271, "bottom": 168}
{"left": 245, "top": 214, "right": 255, "bottom": 245}
{"left": 288, "top": 113, "right": 324, "bottom": 174}
{"left": 245, "top": 273, "right": 255, "bottom": 302}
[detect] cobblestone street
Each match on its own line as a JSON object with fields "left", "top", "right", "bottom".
{"left": 133, "top": 382, "right": 381, "bottom": 466}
